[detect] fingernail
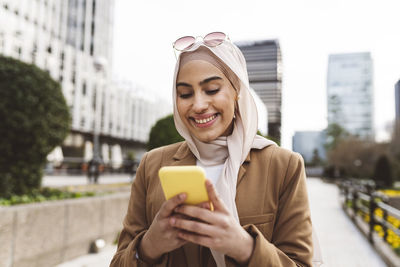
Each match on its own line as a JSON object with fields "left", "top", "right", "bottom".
{"left": 179, "top": 193, "right": 186, "bottom": 200}
{"left": 174, "top": 207, "right": 180, "bottom": 212}
{"left": 170, "top": 218, "right": 176, "bottom": 225}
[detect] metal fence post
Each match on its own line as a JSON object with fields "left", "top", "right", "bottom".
{"left": 382, "top": 208, "right": 388, "bottom": 242}
{"left": 369, "top": 193, "right": 376, "bottom": 244}
{"left": 352, "top": 190, "right": 358, "bottom": 221}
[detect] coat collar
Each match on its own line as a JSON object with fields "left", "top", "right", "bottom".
{"left": 172, "top": 141, "right": 250, "bottom": 187}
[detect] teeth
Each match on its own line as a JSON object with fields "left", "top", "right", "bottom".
{"left": 195, "top": 115, "right": 216, "bottom": 124}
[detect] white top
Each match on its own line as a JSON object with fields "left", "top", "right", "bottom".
{"left": 196, "top": 160, "right": 224, "bottom": 186}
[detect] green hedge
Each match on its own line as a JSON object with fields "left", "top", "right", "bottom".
{"left": 0, "top": 55, "right": 70, "bottom": 197}
{"left": 0, "top": 187, "right": 96, "bottom": 206}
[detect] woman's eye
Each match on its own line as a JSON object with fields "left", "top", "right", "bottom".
{"left": 179, "top": 93, "right": 192, "bottom": 99}
{"left": 206, "top": 89, "right": 220, "bottom": 95}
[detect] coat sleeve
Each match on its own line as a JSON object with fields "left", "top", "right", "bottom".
{"left": 110, "top": 152, "right": 169, "bottom": 267}
{"left": 227, "top": 152, "right": 313, "bottom": 267}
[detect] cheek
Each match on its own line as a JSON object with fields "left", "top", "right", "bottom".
{"left": 176, "top": 101, "right": 188, "bottom": 120}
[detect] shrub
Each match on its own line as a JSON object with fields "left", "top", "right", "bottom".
{"left": 373, "top": 155, "right": 393, "bottom": 189}
{"left": 0, "top": 56, "right": 70, "bottom": 197}
{"left": 147, "top": 114, "right": 184, "bottom": 150}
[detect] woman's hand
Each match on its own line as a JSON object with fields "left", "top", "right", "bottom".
{"left": 171, "top": 180, "right": 255, "bottom": 264}
{"left": 139, "top": 193, "right": 188, "bottom": 261}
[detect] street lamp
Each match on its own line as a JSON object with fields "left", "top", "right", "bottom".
{"left": 89, "top": 57, "right": 107, "bottom": 183}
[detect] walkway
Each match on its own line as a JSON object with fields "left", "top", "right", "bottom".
{"left": 42, "top": 173, "right": 132, "bottom": 187}
{"left": 57, "top": 178, "right": 387, "bottom": 267}
{"left": 308, "top": 178, "right": 386, "bottom": 267}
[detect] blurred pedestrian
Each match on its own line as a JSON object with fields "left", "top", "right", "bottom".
{"left": 87, "top": 158, "right": 100, "bottom": 184}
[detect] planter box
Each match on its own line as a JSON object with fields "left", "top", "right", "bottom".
{"left": 0, "top": 192, "right": 130, "bottom": 267}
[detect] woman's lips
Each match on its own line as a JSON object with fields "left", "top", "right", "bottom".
{"left": 191, "top": 114, "right": 218, "bottom": 128}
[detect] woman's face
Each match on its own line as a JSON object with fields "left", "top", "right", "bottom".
{"left": 176, "top": 60, "right": 237, "bottom": 143}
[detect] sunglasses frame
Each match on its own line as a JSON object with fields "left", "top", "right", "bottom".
{"left": 172, "top": 32, "right": 230, "bottom": 59}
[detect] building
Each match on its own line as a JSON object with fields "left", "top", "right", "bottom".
{"left": 396, "top": 80, "right": 400, "bottom": 121}
{"left": 292, "top": 131, "right": 326, "bottom": 164}
{"left": 249, "top": 87, "right": 268, "bottom": 136}
{"left": 327, "top": 52, "right": 374, "bottom": 139}
{"left": 236, "top": 40, "right": 282, "bottom": 141}
{"left": 0, "top": 0, "right": 170, "bottom": 164}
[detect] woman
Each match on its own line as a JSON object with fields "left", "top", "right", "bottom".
{"left": 111, "top": 32, "right": 315, "bottom": 267}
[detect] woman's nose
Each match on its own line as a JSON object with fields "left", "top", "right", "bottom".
{"left": 192, "top": 94, "right": 208, "bottom": 113}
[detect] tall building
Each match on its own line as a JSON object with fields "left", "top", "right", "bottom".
{"left": 249, "top": 87, "right": 268, "bottom": 136}
{"left": 327, "top": 52, "right": 374, "bottom": 139}
{"left": 236, "top": 40, "right": 282, "bottom": 141}
{"left": 396, "top": 80, "right": 400, "bottom": 121}
{"left": 292, "top": 131, "right": 326, "bottom": 163}
{"left": 0, "top": 0, "right": 170, "bottom": 163}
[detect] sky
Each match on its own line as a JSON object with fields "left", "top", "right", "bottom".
{"left": 112, "top": 0, "right": 400, "bottom": 149}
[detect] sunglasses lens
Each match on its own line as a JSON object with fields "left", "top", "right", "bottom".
{"left": 204, "top": 32, "right": 226, "bottom": 46}
{"left": 174, "top": 36, "right": 196, "bottom": 51}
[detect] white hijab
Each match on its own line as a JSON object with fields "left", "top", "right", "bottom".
{"left": 172, "top": 41, "right": 322, "bottom": 266}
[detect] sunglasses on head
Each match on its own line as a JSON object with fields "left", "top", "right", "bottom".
{"left": 172, "top": 32, "right": 230, "bottom": 58}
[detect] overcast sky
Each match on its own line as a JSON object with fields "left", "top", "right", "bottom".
{"left": 112, "top": 0, "right": 400, "bottom": 149}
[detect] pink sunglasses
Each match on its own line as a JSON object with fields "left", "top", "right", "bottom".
{"left": 172, "top": 32, "right": 230, "bottom": 58}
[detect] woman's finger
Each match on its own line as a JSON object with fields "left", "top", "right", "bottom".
{"left": 205, "top": 180, "right": 228, "bottom": 212}
{"left": 174, "top": 205, "right": 220, "bottom": 225}
{"left": 177, "top": 230, "right": 216, "bottom": 249}
{"left": 159, "top": 193, "right": 187, "bottom": 218}
{"left": 171, "top": 216, "right": 220, "bottom": 237}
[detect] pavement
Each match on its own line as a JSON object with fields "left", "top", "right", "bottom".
{"left": 308, "top": 178, "right": 386, "bottom": 267}
{"left": 55, "top": 177, "right": 387, "bottom": 267}
{"left": 42, "top": 173, "right": 133, "bottom": 187}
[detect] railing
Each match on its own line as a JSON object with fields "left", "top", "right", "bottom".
{"left": 339, "top": 180, "right": 400, "bottom": 248}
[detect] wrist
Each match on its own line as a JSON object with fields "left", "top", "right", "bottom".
{"left": 138, "top": 233, "right": 163, "bottom": 263}
{"left": 233, "top": 232, "right": 255, "bottom": 265}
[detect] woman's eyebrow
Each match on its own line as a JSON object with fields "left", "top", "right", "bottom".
{"left": 176, "top": 82, "right": 192, "bottom": 88}
{"left": 176, "top": 76, "right": 223, "bottom": 89}
{"left": 199, "top": 76, "right": 222, "bottom": 86}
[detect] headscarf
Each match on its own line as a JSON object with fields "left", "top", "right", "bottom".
{"left": 172, "top": 41, "right": 275, "bottom": 267}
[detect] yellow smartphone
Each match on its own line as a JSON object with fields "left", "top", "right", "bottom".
{"left": 159, "top": 166, "right": 210, "bottom": 206}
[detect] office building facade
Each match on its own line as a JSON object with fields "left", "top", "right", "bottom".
{"left": 292, "top": 131, "right": 326, "bottom": 164}
{"left": 236, "top": 40, "right": 282, "bottom": 141}
{"left": 0, "top": 0, "right": 170, "bottom": 162}
{"left": 327, "top": 52, "right": 374, "bottom": 139}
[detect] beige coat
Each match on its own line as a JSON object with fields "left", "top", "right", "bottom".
{"left": 110, "top": 142, "right": 313, "bottom": 267}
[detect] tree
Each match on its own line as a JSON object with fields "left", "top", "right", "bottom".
{"left": 147, "top": 114, "right": 184, "bottom": 150}
{"left": 373, "top": 155, "right": 393, "bottom": 188}
{"left": 324, "top": 123, "right": 349, "bottom": 151}
{"left": 0, "top": 56, "right": 70, "bottom": 197}
{"left": 257, "top": 130, "right": 280, "bottom": 146}
{"left": 310, "top": 148, "right": 322, "bottom": 167}
{"left": 326, "top": 136, "right": 388, "bottom": 179}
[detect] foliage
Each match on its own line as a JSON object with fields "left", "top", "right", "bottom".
{"left": 373, "top": 155, "right": 393, "bottom": 188}
{"left": 0, "top": 56, "right": 70, "bottom": 197}
{"left": 326, "top": 136, "right": 388, "bottom": 179}
{"left": 257, "top": 130, "right": 280, "bottom": 146}
{"left": 307, "top": 148, "right": 323, "bottom": 167}
{"left": 324, "top": 123, "right": 349, "bottom": 151}
{"left": 0, "top": 187, "right": 96, "bottom": 206}
{"left": 147, "top": 114, "right": 184, "bottom": 150}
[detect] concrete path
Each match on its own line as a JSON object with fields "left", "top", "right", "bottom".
{"left": 57, "top": 178, "right": 388, "bottom": 267}
{"left": 42, "top": 173, "right": 132, "bottom": 187}
{"left": 308, "top": 178, "right": 386, "bottom": 267}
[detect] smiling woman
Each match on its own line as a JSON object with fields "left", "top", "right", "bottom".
{"left": 176, "top": 57, "right": 237, "bottom": 142}
{"left": 110, "top": 32, "right": 318, "bottom": 267}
